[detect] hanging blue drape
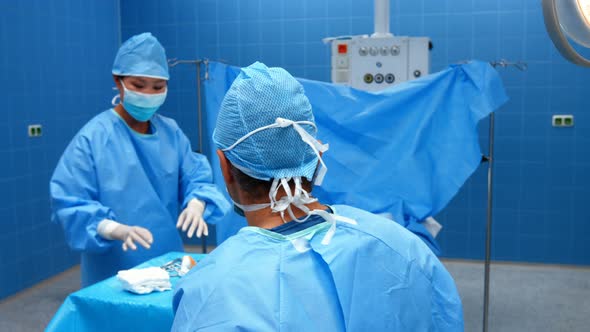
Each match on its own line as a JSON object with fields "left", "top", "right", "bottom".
{"left": 201, "top": 61, "right": 507, "bottom": 254}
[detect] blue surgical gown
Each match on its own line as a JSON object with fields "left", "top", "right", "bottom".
{"left": 50, "top": 109, "right": 230, "bottom": 286}
{"left": 172, "top": 205, "right": 463, "bottom": 331}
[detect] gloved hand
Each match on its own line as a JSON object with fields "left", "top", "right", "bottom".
{"left": 97, "top": 219, "right": 153, "bottom": 251}
{"left": 176, "top": 198, "right": 208, "bottom": 238}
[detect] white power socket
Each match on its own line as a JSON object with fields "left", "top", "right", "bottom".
{"left": 28, "top": 124, "right": 42, "bottom": 137}
{"left": 552, "top": 115, "right": 574, "bottom": 127}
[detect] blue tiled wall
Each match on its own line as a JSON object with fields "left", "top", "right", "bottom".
{"left": 120, "top": 0, "right": 590, "bottom": 265}
{"left": 0, "top": 0, "right": 121, "bottom": 299}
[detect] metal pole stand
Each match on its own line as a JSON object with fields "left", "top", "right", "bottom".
{"left": 483, "top": 112, "right": 495, "bottom": 332}
{"left": 482, "top": 60, "right": 526, "bottom": 332}
{"left": 168, "top": 58, "right": 210, "bottom": 254}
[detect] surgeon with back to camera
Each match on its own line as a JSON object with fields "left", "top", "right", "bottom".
{"left": 50, "top": 33, "right": 230, "bottom": 287}
{"left": 171, "top": 62, "right": 464, "bottom": 331}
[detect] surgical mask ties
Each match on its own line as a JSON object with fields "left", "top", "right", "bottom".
{"left": 268, "top": 177, "right": 356, "bottom": 244}
{"left": 118, "top": 81, "right": 167, "bottom": 122}
{"left": 111, "top": 86, "right": 121, "bottom": 106}
{"left": 231, "top": 176, "right": 357, "bottom": 244}
{"left": 223, "top": 117, "right": 357, "bottom": 244}
{"left": 232, "top": 200, "right": 270, "bottom": 216}
{"left": 230, "top": 177, "right": 316, "bottom": 221}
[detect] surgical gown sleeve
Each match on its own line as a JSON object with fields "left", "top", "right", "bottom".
{"left": 50, "top": 134, "right": 116, "bottom": 253}
{"left": 430, "top": 260, "right": 464, "bottom": 330}
{"left": 177, "top": 132, "right": 230, "bottom": 224}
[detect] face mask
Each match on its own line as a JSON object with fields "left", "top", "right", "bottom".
{"left": 120, "top": 80, "right": 167, "bottom": 122}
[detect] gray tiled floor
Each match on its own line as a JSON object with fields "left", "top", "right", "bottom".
{"left": 0, "top": 267, "right": 79, "bottom": 332}
{"left": 447, "top": 260, "right": 590, "bottom": 332}
{"left": 1, "top": 259, "right": 589, "bottom": 331}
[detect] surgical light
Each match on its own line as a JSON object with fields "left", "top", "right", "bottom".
{"left": 543, "top": 0, "right": 590, "bottom": 66}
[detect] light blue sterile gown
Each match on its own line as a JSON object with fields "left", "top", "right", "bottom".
{"left": 50, "top": 109, "right": 230, "bottom": 286}
{"left": 172, "top": 205, "right": 464, "bottom": 331}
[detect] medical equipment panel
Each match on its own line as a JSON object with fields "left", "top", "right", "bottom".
{"left": 330, "top": 36, "right": 430, "bottom": 92}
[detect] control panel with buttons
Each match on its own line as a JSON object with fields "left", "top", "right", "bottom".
{"left": 329, "top": 36, "right": 430, "bottom": 92}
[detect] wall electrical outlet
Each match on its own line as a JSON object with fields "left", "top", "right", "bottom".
{"left": 552, "top": 115, "right": 574, "bottom": 127}
{"left": 28, "top": 124, "right": 42, "bottom": 137}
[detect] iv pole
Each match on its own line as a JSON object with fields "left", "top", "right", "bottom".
{"left": 168, "top": 58, "right": 209, "bottom": 254}
{"left": 482, "top": 59, "right": 527, "bottom": 332}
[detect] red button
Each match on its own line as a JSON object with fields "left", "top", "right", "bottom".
{"left": 338, "top": 44, "right": 348, "bottom": 54}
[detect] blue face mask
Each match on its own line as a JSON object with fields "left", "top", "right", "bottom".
{"left": 121, "top": 80, "right": 167, "bottom": 122}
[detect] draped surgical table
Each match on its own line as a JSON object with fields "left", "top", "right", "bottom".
{"left": 46, "top": 252, "right": 203, "bottom": 332}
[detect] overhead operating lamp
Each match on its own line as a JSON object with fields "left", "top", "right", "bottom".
{"left": 543, "top": 0, "right": 590, "bottom": 66}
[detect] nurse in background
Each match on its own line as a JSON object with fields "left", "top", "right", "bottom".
{"left": 50, "top": 32, "right": 230, "bottom": 287}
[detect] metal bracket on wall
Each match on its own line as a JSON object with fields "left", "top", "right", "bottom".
{"left": 490, "top": 59, "right": 528, "bottom": 71}
{"left": 167, "top": 58, "right": 209, "bottom": 152}
{"left": 456, "top": 59, "right": 528, "bottom": 72}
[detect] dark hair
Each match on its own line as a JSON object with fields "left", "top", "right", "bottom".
{"left": 228, "top": 162, "right": 313, "bottom": 202}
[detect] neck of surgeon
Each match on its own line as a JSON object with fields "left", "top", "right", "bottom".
{"left": 239, "top": 192, "right": 326, "bottom": 229}
{"left": 217, "top": 150, "right": 327, "bottom": 229}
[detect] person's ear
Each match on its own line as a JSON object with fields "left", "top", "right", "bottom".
{"left": 216, "top": 150, "right": 234, "bottom": 186}
{"left": 113, "top": 75, "right": 124, "bottom": 100}
{"left": 113, "top": 75, "right": 122, "bottom": 88}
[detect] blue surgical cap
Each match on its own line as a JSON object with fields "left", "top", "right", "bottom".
{"left": 112, "top": 32, "right": 169, "bottom": 80}
{"left": 213, "top": 62, "right": 320, "bottom": 181}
